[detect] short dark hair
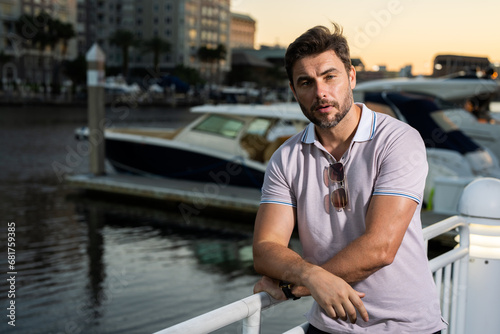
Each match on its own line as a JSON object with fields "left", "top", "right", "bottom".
{"left": 285, "top": 23, "right": 352, "bottom": 86}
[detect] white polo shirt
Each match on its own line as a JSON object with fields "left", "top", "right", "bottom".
{"left": 261, "top": 104, "right": 445, "bottom": 333}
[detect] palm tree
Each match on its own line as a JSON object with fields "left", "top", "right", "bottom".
{"left": 58, "top": 22, "right": 75, "bottom": 59}
{"left": 198, "top": 44, "right": 227, "bottom": 84}
{"left": 141, "top": 36, "right": 171, "bottom": 72}
{"left": 109, "top": 29, "right": 137, "bottom": 78}
{"left": 14, "top": 14, "right": 38, "bottom": 50}
{"left": 16, "top": 12, "right": 56, "bottom": 93}
{"left": 214, "top": 44, "right": 227, "bottom": 84}
{"left": 46, "top": 15, "right": 61, "bottom": 54}
{"left": 0, "top": 51, "right": 14, "bottom": 90}
{"left": 48, "top": 18, "right": 75, "bottom": 94}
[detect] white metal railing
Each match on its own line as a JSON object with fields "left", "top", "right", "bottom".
{"left": 424, "top": 216, "right": 469, "bottom": 334}
{"left": 154, "top": 216, "right": 470, "bottom": 334}
{"left": 153, "top": 292, "right": 286, "bottom": 334}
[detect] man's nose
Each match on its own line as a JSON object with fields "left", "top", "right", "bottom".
{"left": 315, "top": 81, "right": 327, "bottom": 99}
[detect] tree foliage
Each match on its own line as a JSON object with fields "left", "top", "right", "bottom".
{"left": 109, "top": 29, "right": 138, "bottom": 78}
{"left": 140, "top": 36, "right": 171, "bottom": 72}
{"left": 14, "top": 11, "right": 75, "bottom": 57}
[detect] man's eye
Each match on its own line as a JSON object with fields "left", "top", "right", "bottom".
{"left": 300, "top": 81, "right": 310, "bottom": 86}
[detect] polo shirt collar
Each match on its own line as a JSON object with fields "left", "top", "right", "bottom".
{"left": 301, "top": 103, "right": 376, "bottom": 144}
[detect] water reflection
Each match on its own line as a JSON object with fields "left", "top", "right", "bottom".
{"left": 75, "top": 193, "right": 257, "bottom": 277}
{"left": 86, "top": 206, "right": 106, "bottom": 319}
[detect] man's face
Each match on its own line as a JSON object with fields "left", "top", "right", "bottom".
{"left": 290, "top": 50, "right": 356, "bottom": 129}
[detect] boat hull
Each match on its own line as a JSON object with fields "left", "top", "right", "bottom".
{"left": 105, "top": 136, "right": 265, "bottom": 189}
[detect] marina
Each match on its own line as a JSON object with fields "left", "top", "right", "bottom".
{"left": 2, "top": 1, "right": 500, "bottom": 333}
{"left": 0, "top": 103, "right": 457, "bottom": 334}
{"left": 3, "top": 90, "right": 500, "bottom": 333}
{"left": 0, "top": 105, "right": 313, "bottom": 334}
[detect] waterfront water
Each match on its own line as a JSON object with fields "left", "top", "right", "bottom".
{"left": 0, "top": 105, "right": 312, "bottom": 334}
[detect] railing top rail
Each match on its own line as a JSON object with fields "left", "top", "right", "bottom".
{"left": 422, "top": 215, "right": 467, "bottom": 241}
{"left": 153, "top": 292, "right": 283, "bottom": 334}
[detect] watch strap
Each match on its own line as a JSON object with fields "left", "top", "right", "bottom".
{"left": 279, "top": 281, "right": 300, "bottom": 300}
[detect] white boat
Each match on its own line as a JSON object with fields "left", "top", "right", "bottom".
{"left": 353, "top": 76, "right": 498, "bottom": 101}
{"left": 75, "top": 103, "right": 307, "bottom": 189}
{"left": 354, "top": 80, "right": 500, "bottom": 214}
{"left": 354, "top": 77, "right": 500, "bottom": 159}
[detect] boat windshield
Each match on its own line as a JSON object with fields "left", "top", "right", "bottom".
{"left": 246, "top": 118, "right": 272, "bottom": 136}
{"left": 193, "top": 115, "right": 245, "bottom": 138}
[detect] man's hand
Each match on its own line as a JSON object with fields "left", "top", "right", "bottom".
{"left": 254, "top": 271, "right": 369, "bottom": 324}
{"left": 302, "top": 267, "right": 369, "bottom": 324}
{"left": 253, "top": 276, "right": 287, "bottom": 300}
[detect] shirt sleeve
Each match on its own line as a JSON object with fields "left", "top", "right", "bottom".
{"left": 372, "top": 123, "right": 428, "bottom": 204}
{"left": 260, "top": 146, "right": 297, "bottom": 207}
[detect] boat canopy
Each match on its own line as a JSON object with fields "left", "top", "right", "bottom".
{"left": 355, "top": 77, "right": 499, "bottom": 101}
{"left": 365, "top": 92, "right": 481, "bottom": 155}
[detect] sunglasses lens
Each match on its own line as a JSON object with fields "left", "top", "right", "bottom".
{"left": 331, "top": 188, "right": 348, "bottom": 209}
{"left": 329, "top": 163, "right": 344, "bottom": 182}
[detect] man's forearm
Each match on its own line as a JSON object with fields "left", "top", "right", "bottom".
{"left": 324, "top": 234, "right": 390, "bottom": 283}
{"left": 253, "top": 241, "right": 317, "bottom": 286}
{"left": 289, "top": 235, "right": 386, "bottom": 298}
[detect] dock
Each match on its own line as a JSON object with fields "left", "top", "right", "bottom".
{"left": 65, "top": 173, "right": 449, "bottom": 226}
{"left": 65, "top": 173, "right": 262, "bottom": 213}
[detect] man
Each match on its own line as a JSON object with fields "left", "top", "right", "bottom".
{"left": 252, "top": 24, "right": 446, "bottom": 333}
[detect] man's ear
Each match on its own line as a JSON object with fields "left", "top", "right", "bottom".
{"left": 289, "top": 82, "right": 297, "bottom": 100}
{"left": 349, "top": 65, "right": 357, "bottom": 90}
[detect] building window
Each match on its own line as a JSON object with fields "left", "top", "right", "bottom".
{"left": 189, "top": 29, "right": 197, "bottom": 41}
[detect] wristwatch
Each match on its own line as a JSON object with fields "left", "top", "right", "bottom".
{"left": 279, "top": 281, "right": 301, "bottom": 300}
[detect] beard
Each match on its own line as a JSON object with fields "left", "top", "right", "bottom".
{"left": 298, "top": 88, "right": 354, "bottom": 129}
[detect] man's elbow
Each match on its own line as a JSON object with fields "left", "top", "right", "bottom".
{"left": 376, "top": 245, "right": 398, "bottom": 267}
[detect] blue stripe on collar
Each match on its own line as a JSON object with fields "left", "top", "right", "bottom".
{"left": 353, "top": 103, "right": 377, "bottom": 142}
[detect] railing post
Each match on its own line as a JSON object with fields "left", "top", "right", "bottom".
{"left": 85, "top": 43, "right": 106, "bottom": 176}
{"left": 458, "top": 178, "right": 500, "bottom": 334}
{"left": 454, "top": 224, "right": 469, "bottom": 334}
{"left": 242, "top": 310, "right": 261, "bottom": 334}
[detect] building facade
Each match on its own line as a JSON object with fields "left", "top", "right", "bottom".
{"left": 0, "top": 0, "right": 77, "bottom": 85}
{"left": 88, "top": 0, "right": 231, "bottom": 82}
{"left": 230, "top": 13, "right": 255, "bottom": 49}
{"left": 1, "top": 0, "right": 235, "bottom": 85}
{"left": 432, "top": 54, "right": 492, "bottom": 78}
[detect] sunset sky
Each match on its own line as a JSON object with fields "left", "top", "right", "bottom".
{"left": 231, "top": 0, "right": 500, "bottom": 75}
